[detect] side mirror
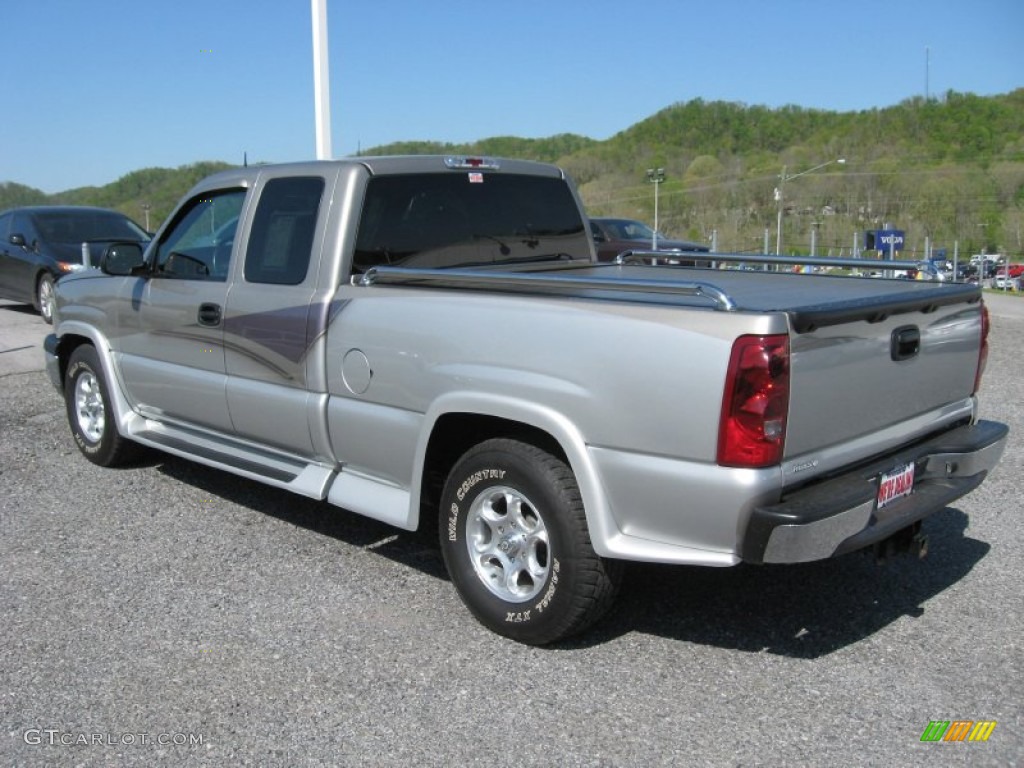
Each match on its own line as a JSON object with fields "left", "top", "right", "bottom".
{"left": 101, "top": 242, "right": 147, "bottom": 276}
{"left": 10, "top": 233, "right": 27, "bottom": 248}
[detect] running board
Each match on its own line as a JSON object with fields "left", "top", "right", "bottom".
{"left": 126, "top": 415, "right": 335, "bottom": 500}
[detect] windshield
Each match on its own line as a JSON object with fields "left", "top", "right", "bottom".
{"left": 354, "top": 173, "right": 590, "bottom": 271}
{"left": 33, "top": 211, "right": 149, "bottom": 244}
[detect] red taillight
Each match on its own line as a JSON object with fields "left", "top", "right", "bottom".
{"left": 973, "top": 302, "right": 990, "bottom": 394}
{"left": 718, "top": 334, "right": 790, "bottom": 468}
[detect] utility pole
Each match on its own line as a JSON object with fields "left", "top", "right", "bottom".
{"left": 925, "top": 46, "right": 930, "bottom": 102}
{"left": 775, "top": 158, "right": 845, "bottom": 256}
{"left": 646, "top": 168, "right": 665, "bottom": 249}
{"left": 774, "top": 166, "right": 787, "bottom": 255}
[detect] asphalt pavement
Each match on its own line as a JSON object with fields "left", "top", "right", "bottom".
{"left": 1, "top": 295, "right": 1021, "bottom": 767}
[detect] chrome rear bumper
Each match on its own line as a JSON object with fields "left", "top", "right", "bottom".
{"left": 742, "top": 420, "right": 1008, "bottom": 564}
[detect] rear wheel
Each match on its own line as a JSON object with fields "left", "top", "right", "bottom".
{"left": 64, "top": 345, "right": 140, "bottom": 466}
{"left": 36, "top": 274, "right": 55, "bottom": 324}
{"left": 440, "top": 438, "right": 621, "bottom": 644}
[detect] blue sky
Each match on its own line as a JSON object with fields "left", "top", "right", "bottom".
{"left": 2, "top": 0, "right": 1021, "bottom": 193}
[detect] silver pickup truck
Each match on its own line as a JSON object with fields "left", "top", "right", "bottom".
{"left": 44, "top": 155, "right": 1008, "bottom": 644}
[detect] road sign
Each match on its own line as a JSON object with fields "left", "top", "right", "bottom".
{"left": 865, "top": 229, "right": 905, "bottom": 252}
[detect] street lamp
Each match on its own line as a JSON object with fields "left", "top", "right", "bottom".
{"left": 646, "top": 168, "right": 665, "bottom": 249}
{"left": 141, "top": 204, "right": 151, "bottom": 232}
{"left": 775, "top": 158, "right": 845, "bottom": 255}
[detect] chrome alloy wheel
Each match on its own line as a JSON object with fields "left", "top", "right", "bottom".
{"left": 465, "top": 485, "right": 550, "bottom": 603}
{"left": 38, "top": 276, "right": 55, "bottom": 323}
{"left": 74, "top": 370, "right": 106, "bottom": 443}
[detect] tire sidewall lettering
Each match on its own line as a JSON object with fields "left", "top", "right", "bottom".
{"left": 74, "top": 430, "right": 102, "bottom": 455}
{"left": 447, "top": 468, "right": 506, "bottom": 542}
{"left": 532, "top": 558, "right": 560, "bottom": 615}
{"left": 507, "top": 557, "right": 561, "bottom": 623}
{"left": 455, "top": 468, "right": 506, "bottom": 502}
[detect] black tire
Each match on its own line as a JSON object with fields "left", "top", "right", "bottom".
{"left": 440, "top": 438, "right": 621, "bottom": 645}
{"left": 64, "top": 345, "right": 140, "bottom": 466}
{"left": 36, "top": 273, "right": 55, "bottom": 325}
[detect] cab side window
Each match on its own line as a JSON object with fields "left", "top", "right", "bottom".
{"left": 244, "top": 177, "right": 324, "bottom": 285}
{"left": 155, "top": 189, "right": 246, "bottom": 280}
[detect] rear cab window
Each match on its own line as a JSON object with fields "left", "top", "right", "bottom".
{"left": 353, "top": 173, "right": 590, "bottom": 272}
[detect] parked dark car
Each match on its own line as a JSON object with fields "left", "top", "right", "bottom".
{"left": 955, "top": 263, "right": 977, "bottom": 281}
{"left": 589, "top": 217, "right": 710, "bottom": 264}
{"left": 0, "top": 206, "right": 150, "bottom": 323}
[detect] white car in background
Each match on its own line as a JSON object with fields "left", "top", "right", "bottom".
{"left": 993, "top": 272, "right": 1019, "bottom": 290}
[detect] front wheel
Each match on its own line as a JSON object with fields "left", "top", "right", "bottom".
{"left": 440, "top": 438, "right": 621, "bottom": 644}
{"left": 36, "top": 273, "right": 55, "bottom": 324}
{"left": 64, "top": 345, "right": 140, "bottom": 466}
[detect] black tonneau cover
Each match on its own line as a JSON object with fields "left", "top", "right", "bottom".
{"left": 662, "top": 266, "right": 981, "bottom": 333}
{"left": 355, "top": 262, "right": 981, "bottom": 333}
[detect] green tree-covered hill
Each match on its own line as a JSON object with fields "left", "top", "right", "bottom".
{"left": 4, "top": 89, "right": 1022, "bottom": 258}
{"left": 0, "top": 162, "right": 233, "bottom": 233}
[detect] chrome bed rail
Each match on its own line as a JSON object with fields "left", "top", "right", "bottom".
{"left": 355, "top": 265, "right": 738, "bottom": 311}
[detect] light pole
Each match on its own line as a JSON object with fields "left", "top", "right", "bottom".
{"left": 646, "top": 168, "right": 665, "bottom": 249}
{"left": 141, "top": 204, "right": 151, "bottom": 232}
{"left": 774, "top": 158, "right": 845, "bottom": 255}
{"left": 311, "top": 0, "right": 332, "bottom": 159}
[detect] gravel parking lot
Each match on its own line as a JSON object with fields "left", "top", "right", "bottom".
{"left": 2, "top": 295, "right": 1021, "bottom": 767}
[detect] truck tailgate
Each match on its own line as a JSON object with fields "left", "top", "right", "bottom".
{"left": 784, "top": 300, "right": 981, "bottom": 457}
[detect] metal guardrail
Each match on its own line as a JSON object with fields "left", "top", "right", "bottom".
{"left": 355, "top": 265, "right": 739, "bottom": 311}
{"left": 615, "top": 249, "right": 929, "bottom": 271}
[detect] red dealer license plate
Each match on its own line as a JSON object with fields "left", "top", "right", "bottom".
{"left": 877, "top": 463, "right": 915, "bottom": 509}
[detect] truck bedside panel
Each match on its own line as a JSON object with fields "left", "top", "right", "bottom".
{"left": 327, "top": 470, "right": 412, "bottom": 529}
{"left": 585, "top": 446, "right": 782, "bottom": 562}
{"left": 326, "top": 396, "right": 423, "bottom": 493}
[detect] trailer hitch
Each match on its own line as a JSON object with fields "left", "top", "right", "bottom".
{"left": 873, "top": 521, "right": 929, "bottom": 564}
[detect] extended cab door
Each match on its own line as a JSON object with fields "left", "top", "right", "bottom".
{"left": 221, "top": 171, "right": 333, "bottom": 456}
{"left": 115, "top": 187, "right": 247, "bottom": 432}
